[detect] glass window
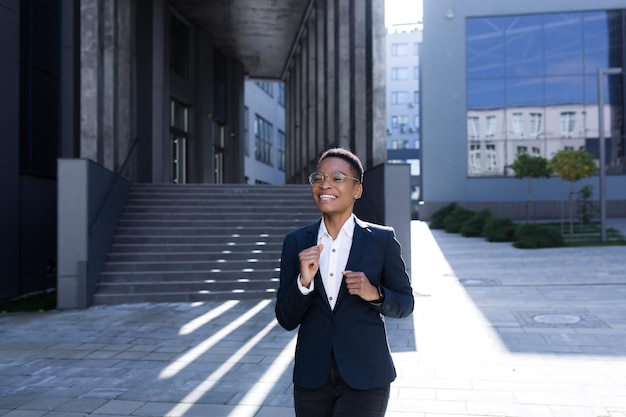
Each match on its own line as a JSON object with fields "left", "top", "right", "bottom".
{"left": 512, "top": 112, "right": 524, "bottom": 138}
{"left": 391, "top": 116, "right": 398, "bottom": 129}
{"left": 467, "top": 10, "right": 626, "bottom": 177}
{"left": 468, "top": 116, "right": 480, "bottom": 140}
{"left": 256, "top": 81, "right": 274, "bottom": 97}
{"left": 254, "top": 115, "right": 273, "bottom": 165}
{"left": 278, "top": 83, "right": 285, "bottom": 107}
{"left": 391, "top": 43, "right": 409, "bottom": 56}
{"left": 277, "top": 130, "right": 285, "bottom": 170}
{"left": 391, "top": 67, "right": 409, "bottom": 80}
{"left": 560, "top": 111, "right": 576, "bottom": 138}
{"left": 505, "top": 15, "right": 544, "bottom": 78}
{"left": 392, "top": 91, "right": 410, "bottom": 104}
{"left": 544, "top": 13, "right": 583, "bottom": 76}
{"left": 466, "top": 17, "right": 506, "bottom": 79}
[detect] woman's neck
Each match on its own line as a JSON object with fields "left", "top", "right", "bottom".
{"left": 322, "top": 213, "right": 353, "bottom": 239}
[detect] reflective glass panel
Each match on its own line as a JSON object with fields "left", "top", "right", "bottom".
{"left": 466, "top": 9, "right": 626, "bottom": 177}
{"left": 505, "top": 15, "right": 544, "bottom": 77}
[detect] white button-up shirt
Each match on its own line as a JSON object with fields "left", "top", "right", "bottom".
{"left": 298, "top": 215, "right": 355, "bottom": 310}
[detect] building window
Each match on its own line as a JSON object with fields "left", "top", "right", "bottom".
{"left": 413, "top": 91, "right": 419, "bottom": 104}
{"left": 529, "top": 113, "right": 543, "bottom": 138}
{"left": 486, "top": 144, "right": 497, "bottom": 172}
{"left": 485, "top": 115, "right": 496, "bottom": 138}
{"left": 413, "top": 42, "right": 419, "bottom": 55}
{"left": 392, "top": 91, "right": 410, "bottom": 104}
{"left": 531, "top": 146, "right": 541, "bottom": 156}
{"left": 468, "top": 116, "right": 479, "bottom": 140}
{"left": 255, "top": 115, "right": 273, "bottom": 165}
{"left": 512, "top": 112, "right": 524, "bottom": 139}
{"left": 277, "top": 130, "right": 285, "bottom": 171}
{"left": 517, "top": 146, "right": 528, "bottom": 154}
{"left": 278, "top": 83, "right": 285, "bottom": 107}
{"left": 392, "top": 140, "right": 409, "bottom": 149}
{"left": 244, "top": 107, "right": 249, "bottom": 156}
{"left": 256, "top": 81, "right": 274, "bottom": 97}
{"left": 469, "top": 143, "right": 481, "bottom": 174}
{"left": 414, "top": 115, "right": 419, "bottom": 128}
{"left": 398, "top": 116, "right": 409, "bottom": 130}
{"left": 560, "top": 111, "right": 576, "bottom": 138}
{"left": 391, "top": 116, "right": 398, "bottom": 129}
{"left": 391, "top": 43, "right": 409, "bottom": 56}
{"left": 391, "top": 67, "right": 409, "bottom": 80}
{"left": 413, "top": 66, "right": 419, "bottom": 80}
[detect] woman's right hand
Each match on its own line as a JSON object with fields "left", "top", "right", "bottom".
{"left": 298, "top": 244, "right": 324, "bottom": 288}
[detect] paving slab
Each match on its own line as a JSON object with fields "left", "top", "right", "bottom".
{"left": 0, "top": 220, "right": 625, "bottom": 416}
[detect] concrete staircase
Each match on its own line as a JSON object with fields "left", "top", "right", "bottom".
{"left": 93, "top": 183, "right": 319, "bottom": 305}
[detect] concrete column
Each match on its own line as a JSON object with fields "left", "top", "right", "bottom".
{"left": 307, "top": 16, "right": 317, "bottom": 173}
{"left": 80, "top": 0, "right": 102, "bottom": 162}
{"left": 335, "top": 0, "right": 351, "bottom": 149}
{"left": 116, "top": 0, "right": 133, "bottom": 173}
{"left": 325, "top": 0, "right": 336, "bottom": 151}
{"left": 315, "top": 1, "right": 327, "bottom": 154}
{"left": 352, "top": 0, "right": 367, "bottom": 160}
{"left": 369, "top": 0, "right": 387, "bottom": 167}
{"left": 102, "top": 0, "right": 117, "bottom": 171}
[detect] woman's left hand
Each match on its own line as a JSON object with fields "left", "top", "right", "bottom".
{"left": 342, "top": 270, "right": 380, "bottom": 302}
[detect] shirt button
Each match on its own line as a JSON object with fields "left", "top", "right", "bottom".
{"left": 330, "top": 273, "right": 334, "bottom": 277}
{"left": 332, "top": 249, "right": 336, "bottom": 253}
{"left": 329, "top": 297, "right": 333, "bottom": 301}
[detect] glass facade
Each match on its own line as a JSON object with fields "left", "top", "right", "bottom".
{"left": 466, "top": 10, "right": 626, "bottom": 177}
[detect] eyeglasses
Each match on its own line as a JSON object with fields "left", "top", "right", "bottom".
{"left": 308, "top": 171, "right": 361, "bottom": 186}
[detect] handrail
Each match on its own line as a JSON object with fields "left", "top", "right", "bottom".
{"left": 89, "top": 136, "right": 141, "bottom": 233}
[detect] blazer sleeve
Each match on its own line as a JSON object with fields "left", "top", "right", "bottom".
{"left": 274, "top": 230, "right": 314, "bottom": 331}
{"left": 373, "top": 227, "right": 414, "bottom": 319}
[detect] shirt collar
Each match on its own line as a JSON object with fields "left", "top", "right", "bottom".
{"left": 318, "top": 214, "right": 355, "bottom": 240}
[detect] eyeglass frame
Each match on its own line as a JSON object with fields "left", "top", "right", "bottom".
{"left": 308, "top": 171, "right": 362, "bottom": 186}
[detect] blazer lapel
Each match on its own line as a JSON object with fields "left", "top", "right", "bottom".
{"left": 335, "top": 217, "right": 371, "bottom": 307}
{"left": 306, "top": 220, "right": 332, "bottom": 310}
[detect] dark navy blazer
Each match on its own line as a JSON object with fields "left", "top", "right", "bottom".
{"left": 275, "top": 216, "right": 414, "bottom": 390}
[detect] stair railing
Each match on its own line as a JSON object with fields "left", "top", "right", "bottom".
{"left": 89, "top": 136, "right": 141, "bottom": 234}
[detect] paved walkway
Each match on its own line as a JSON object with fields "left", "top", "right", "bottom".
{"left": 1, "top": 221, "right": 625, "bottom": 417}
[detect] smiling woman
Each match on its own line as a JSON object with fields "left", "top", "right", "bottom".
{"left": 275, "top": 148, "right": 414, "bottom": 417}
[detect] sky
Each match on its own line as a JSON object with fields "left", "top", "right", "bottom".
{"left": 385, "top": 0, "right": 423, "bottom": 27}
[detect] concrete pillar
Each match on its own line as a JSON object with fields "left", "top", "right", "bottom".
{"left": 335, "top": 0, "right": 351, "bottom": 150}
{"left": 80, "top": 0, "right": 101, "bottom": 162}
{"left": 80, "top": 0, "right": 135, "bottom": 173}
{"left": 284, "top": 0, "right": 387, "bottom": 180}
{"left": 369, "top": 0, "right": 387, "bottom": 167}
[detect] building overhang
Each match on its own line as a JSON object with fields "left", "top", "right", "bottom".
{"left": 171, "top": 0, "right": 314, "bottom": 80}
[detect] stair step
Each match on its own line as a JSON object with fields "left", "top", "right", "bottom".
{"left": 100, "top": 269, "right": 279, "bottom": 282}
{"left": 96, "top": 183, "right": 315, "bottom": 304}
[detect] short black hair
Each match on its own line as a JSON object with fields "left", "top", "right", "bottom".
{"left": 318, "top": 148, "right": 364, "bottom": 183}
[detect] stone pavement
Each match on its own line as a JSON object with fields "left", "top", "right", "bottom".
{"left": 1, "top": 221, "right": 625, "bottom": 417}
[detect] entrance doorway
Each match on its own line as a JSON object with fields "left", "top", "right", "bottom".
{"left": 171, "top": 99, "right": 188, "bottom": 184}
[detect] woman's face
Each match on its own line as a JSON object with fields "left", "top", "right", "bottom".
{"left": 310, "top": 157, "right": 363, "bottom": 219}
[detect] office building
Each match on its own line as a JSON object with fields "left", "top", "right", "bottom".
{"left": 422, "top": 0, "right": 626, "bottom": 219}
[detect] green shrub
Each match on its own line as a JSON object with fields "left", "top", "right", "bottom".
{"left": 513, "top": 224, "right": 565, "bottom": 249}
{"left": 444, "top": 206, "right": 476, "bottom": 233}
{"left": 429, "top": 202, "right": 458, "bottom": 229}
{"left": 482, "top": 217, "right": 517, "bottom": 242}
{"left": 461, "top": 209, "right": 493, "bottom": 237}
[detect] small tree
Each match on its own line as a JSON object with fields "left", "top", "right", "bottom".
{"left": 549, "top": 149, "right": 597, "bottom": 238}
{"left": 509, "top": 152, "right": 551, "bottom": 223}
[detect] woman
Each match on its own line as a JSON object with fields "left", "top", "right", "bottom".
{"left": 275, "top": 147, "right": 414, "bottom": 417}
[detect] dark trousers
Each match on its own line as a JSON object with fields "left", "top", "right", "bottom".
{"left": 293, "top": 357, "right": 390, "bottom": 417}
